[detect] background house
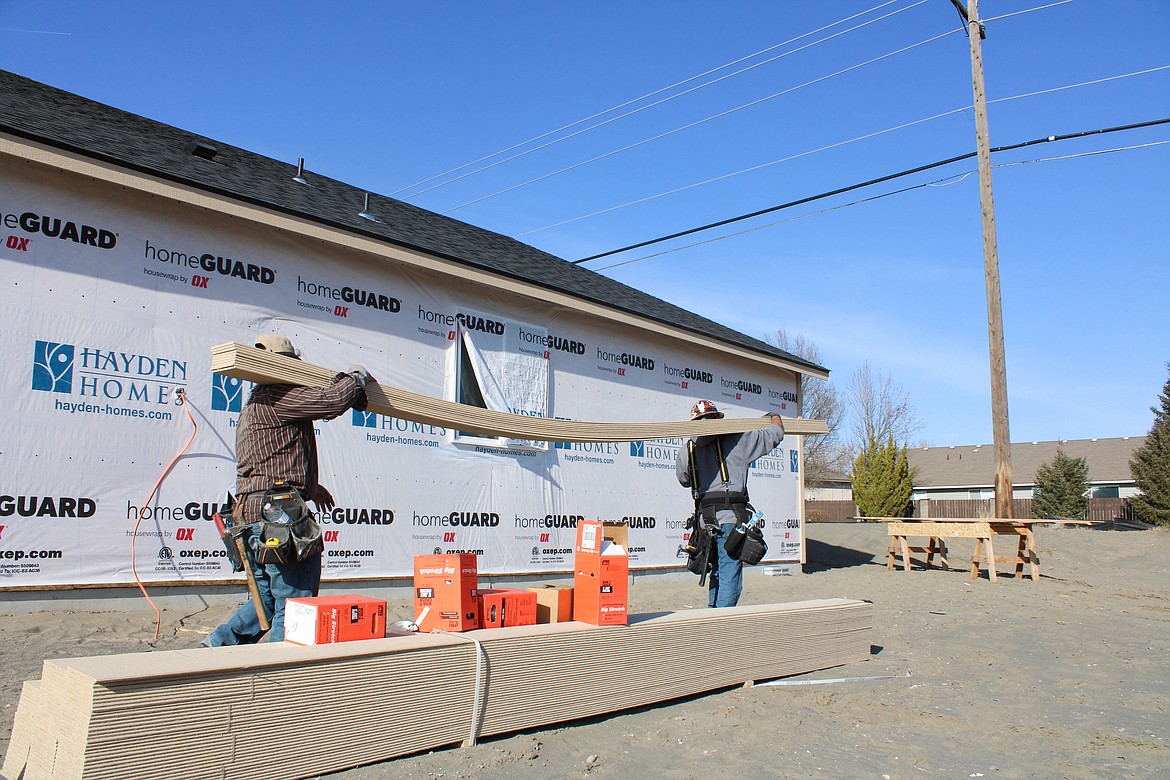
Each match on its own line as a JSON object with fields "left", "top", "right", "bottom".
{"left": 805, "top": 437, "right": 1145, "bottom": 522}
{"left": 909, "top": 437, "right": 1144, "bottom": 502}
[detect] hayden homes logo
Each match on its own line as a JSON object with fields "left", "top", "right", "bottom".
{"left": 628, "top": 438, "right": 683, "bottom": 472}
{"left": 32, "top": 340, "right": 185, "bottom": 421}
{"left": 211, "top": 374, "right": 246, "bottom": 413}
{"left": 554, "top": 440, "right": 620, "bottom": 466}
{"left": 352, "top": 410, "right": 446, "bottom": 447}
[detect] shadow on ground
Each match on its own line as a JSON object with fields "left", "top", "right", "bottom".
{"left": 803, "top": 537, "right": 877, "bottom": 573}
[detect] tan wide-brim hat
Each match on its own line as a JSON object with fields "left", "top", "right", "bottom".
{"left": 254, "top": 333, "right": 300, "bottom": 359}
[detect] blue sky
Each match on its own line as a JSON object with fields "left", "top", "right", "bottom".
{"left": 3, "top": 0, "right": 1167, "bottom": 447}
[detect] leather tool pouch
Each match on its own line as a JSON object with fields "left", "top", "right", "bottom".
{"left": 214, "top": 498, "right": 246, "bottom": 573}
{"left": 738, "top": 525, "right": 768, "bottom": 566}
{"left": 255, "top": 483, "right": 323, "bottom": 565}
{"left": 722, "top": 502, "right": 758, "bottom": 562}
{"left": 685, "top": 528, "right": 713, "bottom": 577}
{"left": 222, "top": 523, "right": 247, "bottom": 573}
{"left": 680, "top": 511, "right": 717, "bottom": 585}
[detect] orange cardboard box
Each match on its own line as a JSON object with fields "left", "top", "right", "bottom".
{"left": 528, "top": 583, "right": 574, "bottom": 624}
{"left": 477, "top": 588, "right": 537, "bottom": 629}
{"left": 414, "top": 554, "right": 479, "bottom": 632}
{"left": 573, "top": 520, "right": 629, "bottom": 626}
{"left": 284, "top": 595, "right": 387, "bottom": 645}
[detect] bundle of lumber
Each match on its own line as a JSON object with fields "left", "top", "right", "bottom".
{"left": 210, "top": 342, "right": 829, "bottom": 443}
{"left": 3, "top": 599, "right": 872, "bottom": 780}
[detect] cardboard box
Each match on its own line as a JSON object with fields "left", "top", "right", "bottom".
{"left": 413, "top": 554, "right": 479, "bottom": 632}
{"left": 528, "top": 584, "right": 574, "bottom": 624}
{"left": 284, "top": 595, "right": 387, "bottom": 645}
{"left": 477, "top": 588, "right": 537, "bottom": 629}
{"left": 573, "top": 520, "right": 629, "bottom": 626}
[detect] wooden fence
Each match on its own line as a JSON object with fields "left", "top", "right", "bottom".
{"left": 914, "top": 498, "right": 1035, "bottom": 519}
{"left": 804, "top": 500, "right": 858, "bottom": 523}
{"left": 805, "top": 497, "right": 1140, "bottom": 523}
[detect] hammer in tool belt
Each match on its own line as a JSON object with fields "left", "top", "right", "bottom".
{"left": 213, "top": 506, "right": 270, "bottom": 631}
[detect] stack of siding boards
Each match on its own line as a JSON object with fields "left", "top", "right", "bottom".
{"left": 209, "top": 342, "right": 829, "bottom": 443}
{"left": 3, "top": 599, "right": 871, "bottom": 780}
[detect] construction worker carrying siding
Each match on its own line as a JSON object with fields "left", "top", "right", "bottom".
{"left": 675, "top": 400, "right": 785, "bottom": 608}
{"left": 206, "top": 333, "right": 371, "bottom": 645}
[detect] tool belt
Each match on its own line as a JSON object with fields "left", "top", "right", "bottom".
{"left": 254, "top": 483, "right": 324, "bottom": 566}
{"left": 703, "top": 493, "right": 768, "bottom": 565}
{"left": 698, "top": 491, "right": 751, "bottom": 526}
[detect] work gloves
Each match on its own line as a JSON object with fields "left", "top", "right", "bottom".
{"left": 347, "top": 364, "right": 370, "bottom": 389}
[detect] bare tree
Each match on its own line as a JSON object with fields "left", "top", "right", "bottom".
{"left": 845, "top": 361, "right": 923, "bottom": 458}
{"left": 771, "top": 329, "right": 848, "bottom": 486}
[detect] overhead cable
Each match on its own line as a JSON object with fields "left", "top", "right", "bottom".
{"left": 440, "top": 26, "right": 959, "bottom": 215}
{"left": 983, "top": 0, "right": 1074, "bottom": 23}
{"left": 593, "top": 139, "right": 1170, "bottom": 272}
{"left": 595, "top": 183, "right": 932, "bottom": 272}
{"left": 388, "top": 0, "right": 919, "bottom": 198}
{"left": 518, "top": 64, "right": 1170, "bottom": 236}
{"left": 573, "top": 117, "right": 1170, "bottom": 264}
{"left": 403, "top": 0, "right": 1064, "bottom": 203}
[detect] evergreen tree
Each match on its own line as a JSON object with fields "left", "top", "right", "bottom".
{"left": 851, "top": 433, "right": 915, "bottom": 518}
{"left": 1130, "top": 364, "right": 1170, "bottom": 526}
{"left": 1031, "top": 448, "right": 1090, "bottom": 520}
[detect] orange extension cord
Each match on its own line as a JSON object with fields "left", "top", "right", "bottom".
{"left": 130, "top": 388, "right": 199, "bottom": 645}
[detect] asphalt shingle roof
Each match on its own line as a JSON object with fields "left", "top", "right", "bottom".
{"left": 908, "top": 437, "right": 1144, "bottom": 488}
{"left": 0, "top": 69, "right": 825, "bottom": 377}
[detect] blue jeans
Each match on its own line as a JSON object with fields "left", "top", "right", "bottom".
{"left": 708, "top": 522, "right": 743, "bottom": 608}
{"left": 207, "top": 526, "right": 321, "bottom": 645}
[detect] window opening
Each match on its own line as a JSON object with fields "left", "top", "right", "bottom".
{"left": 452, "top": 315, "right": 550, "bottom": 452}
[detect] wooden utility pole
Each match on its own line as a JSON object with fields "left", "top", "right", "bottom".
{"left": 956, "top": 0, "right": 1014, "bottom": 517}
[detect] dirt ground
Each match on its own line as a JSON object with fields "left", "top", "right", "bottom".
{"left": 2, "top": 522, "right": 1168, "bottom": 780}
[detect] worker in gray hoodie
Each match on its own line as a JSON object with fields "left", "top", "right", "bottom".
{"left": 676, "top": 400, "right": 785, "bottom": 607}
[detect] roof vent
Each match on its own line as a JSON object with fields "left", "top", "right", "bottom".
{"left": 184, "top": 141, "right": 218, "bottom": 160}
{"left": 293, "top": 157, "right": 309, "bottom": 185}
{"left": 358, "top": 192, "right": 379, "bottom": 222}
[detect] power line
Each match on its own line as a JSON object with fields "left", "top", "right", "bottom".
{"left": 997, "top": 139, "right": 1169, "bottom": 167}
{"left": 572, "top": 117, "right": 1170, "bottom": 265}
{"left": 592, "top": 139, "right": 1170, "bottom": 272}
{"left": 388, "top": 0, "right": 920, "bottom": 198}
{"left": 595, "top": 183, "right": 933, "bottom": 272}
{"left": 983, "top": 0, "right": 1074, "bottom": 23}
{"left": 518, "top": 65, "right": 1169, "bottom": 237}
{"left": 400, "top": 0, "right": 1072, "bottom": 204}
{"left": 440, "top": 26, "right": 960, "bottom": 215}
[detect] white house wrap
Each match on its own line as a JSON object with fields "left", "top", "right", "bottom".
{"left": 0, "top": 71, "right": 828, "bottom": 588}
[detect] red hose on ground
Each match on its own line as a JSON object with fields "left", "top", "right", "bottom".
{"left": 130, "top": 388, "right": 199, "bottom": 644}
